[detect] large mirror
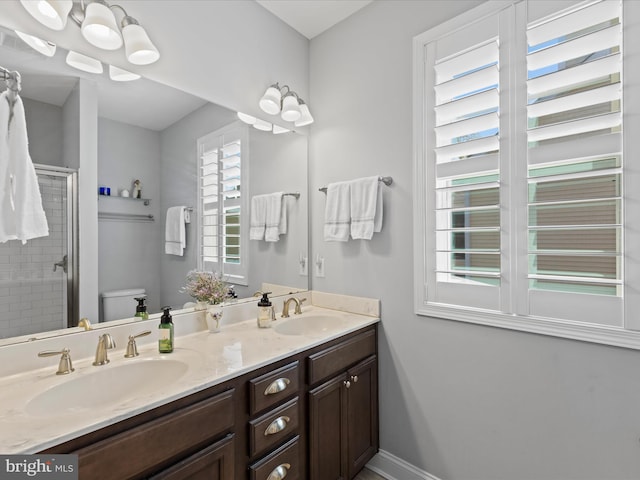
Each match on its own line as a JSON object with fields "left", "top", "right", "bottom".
{"left": 0, "top": 27, "right": 309, "bottom": 344}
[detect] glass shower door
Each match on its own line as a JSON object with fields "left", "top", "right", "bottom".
{"left": 0, "top": 165, "right": 77, "bottom": 339}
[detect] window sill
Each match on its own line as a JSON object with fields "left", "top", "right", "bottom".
{"left": 416, "top": 303, "right": 640, "bottom": 350}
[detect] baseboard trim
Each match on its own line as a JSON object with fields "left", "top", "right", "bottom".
{"left": 366, "top": 450, "right": 442, "bottom": 480}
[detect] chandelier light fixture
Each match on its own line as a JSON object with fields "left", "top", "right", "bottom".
{"left": 19, "top": 0, "right": 160, "bottom": 65}
{"left": 258, "top": 82, "right": 314, "bottom": 127}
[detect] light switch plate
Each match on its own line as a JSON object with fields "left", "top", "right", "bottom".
{"left": 315, "top": 256, "right": 325, "bottom": 278}
{"left": 299, "top": 254, "right": 308, "bottom": 276}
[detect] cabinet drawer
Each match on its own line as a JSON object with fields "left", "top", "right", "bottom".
{"left": 249, "top": 361, "right": 299, "bottom": 415}
{"left": 308, "top": 328, "right": 376, "bottom": 385}
{"left": 249, "top": 397, "right": 299, "bottom": 458}
{"left": 75, "top": 389, "right": 235, "bottom": 480}
{"left": 249, "top": 436, "right": 300, "bottom": 480}
{"left": 149, "top": 433, "right": 235, "bottom": 480}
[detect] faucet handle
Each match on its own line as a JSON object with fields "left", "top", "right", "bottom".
{"left": 38, "top": 348, "right": 74, "bottom": 375}
{"left": 295, "top": 298, "right": 307, "bottom": 315}
{"left": 125, "top": 330, "right": 152, "bottom": 358}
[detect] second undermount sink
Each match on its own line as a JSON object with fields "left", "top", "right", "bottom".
{"left": 26, "top": 359, "right": 188, "bottom": 417}
{"left": 274, "top": 314, "right": 346, "bottom": 336}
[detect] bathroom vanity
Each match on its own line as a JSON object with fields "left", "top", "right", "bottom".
{"left": 0, "top": 295, "right": 379, "bottom": 480}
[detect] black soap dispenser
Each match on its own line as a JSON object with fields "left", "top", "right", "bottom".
{"left": 158, "top": 306, "right": 174, "bottom": 353}
{"left": 257, "top": 292, "right": 274, "bottom": 328}
{"left": 134, "top": 296, "right": 149, "bottom": 320}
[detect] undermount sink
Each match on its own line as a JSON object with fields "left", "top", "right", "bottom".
{"left": 274, "top": 314, "right": 346, "bottom": 336}
{"left": 26, "top": 359, "right": 188, "bottom": 417}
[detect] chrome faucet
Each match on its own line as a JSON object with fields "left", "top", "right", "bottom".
{"left": 281, "top": 297, "right": 307, "bottom": 318}
{"left": 93, "top": 333, "right": 116, "bottom": 366}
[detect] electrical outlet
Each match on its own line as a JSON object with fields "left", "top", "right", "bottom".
{"left": 315, "top": 256, "right": 325, "bottom": 278}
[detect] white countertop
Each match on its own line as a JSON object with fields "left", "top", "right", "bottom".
{"left": 0, "top": 302, "right": 379, "bottom": 454}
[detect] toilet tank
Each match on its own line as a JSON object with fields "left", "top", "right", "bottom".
{"left": 101, "top": 288, "right": 146, "bottom": 322}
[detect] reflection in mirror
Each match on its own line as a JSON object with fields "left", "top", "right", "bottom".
{"left": 0, "top": 27, "right": 308, "bottom": 344}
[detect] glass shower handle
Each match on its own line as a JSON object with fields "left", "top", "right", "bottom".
{"left": 53, "top": 255, "right": 68, "bottom": 273}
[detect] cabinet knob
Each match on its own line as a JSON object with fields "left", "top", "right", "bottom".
{"left": 351, "top": 375, "right": 359, "bottom": 383}
{"left": 264, "top": 377, "right": 290, "bottom": 396}
{"left": 264, "top": 416, "right": 290, "bottom": 436}
{"left": 266, "top": 463, "right": 290, "bottom": 480}
{"left": 344, "top": 380, "right": 351, "bottom": 389}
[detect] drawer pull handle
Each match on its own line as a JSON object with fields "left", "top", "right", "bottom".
{"left": 344, "top": 380, "right": 351, "bottom": 389}
{"left": 351, "top": 375, "right": 359, "bottom": 383}
{"left": 267, "top": 463, "right": 290, "bottom": 480}
{"left": 264, "top": 377, "right": 290, "bottom": 396}
{"left": 264, "top": 415, "right": 290, "bottom": 436}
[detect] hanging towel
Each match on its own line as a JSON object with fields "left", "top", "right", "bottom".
{"left": 323, "top": 181, "right": 351, "bottom": 242}
{"left": 0, "top": 92, "right": 49, "bottom": 244}
{"left": 250, "top": 194, "right": 268, "bottom": 240}
{"left": 265, "top": 192, "right": 285, "bottom": 242}
{"left": 350, "top": 176, "right": 383, "bottom": 240}
{"left": 165, "top": 206, "right": 186, "bottom": 256}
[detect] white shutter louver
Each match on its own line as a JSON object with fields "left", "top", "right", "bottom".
{"left": 427, "top": 13, "right": 502, "bottom": 310}
{"left": 198, "top": 125, "right": 248, "bottom": 284}
{"left": 526, "top": 0, "right": 623, "bottom": 320}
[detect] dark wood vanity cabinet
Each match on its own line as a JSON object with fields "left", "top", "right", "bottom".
{"left": 39, "top": 324, "right": 378, "bottom": 480}
{"left": 308, "top": 329, "right": 379, "bottom": 480}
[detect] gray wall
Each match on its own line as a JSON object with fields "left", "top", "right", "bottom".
{"left": 97, "top": 118, "right": 162, "bottom": 317}
{"left": 248, "top": 130, "right": 308, "bottom": 296}
{"left": 22, "top": 98, "right": 63, "bottom": 167}
{"left": 309, "top": 1, "right": 640, "bottom": 479}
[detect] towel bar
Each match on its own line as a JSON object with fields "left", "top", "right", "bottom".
{"left": 319, "top": 176, "right": 393, "bottom": 193}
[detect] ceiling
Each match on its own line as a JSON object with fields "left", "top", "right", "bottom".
{"left": 256, "top": 0, "right": 373, "bottom": 39}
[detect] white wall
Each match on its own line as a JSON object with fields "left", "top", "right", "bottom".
{"left": 310, "top": 1, "right": 640, "bottom": 479}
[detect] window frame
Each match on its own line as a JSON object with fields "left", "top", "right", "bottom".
{"left": 413, "top": 0, "right": 640, "bottom": 349}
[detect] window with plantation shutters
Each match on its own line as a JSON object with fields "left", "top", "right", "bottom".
{"left": 414, "top": 0, "right": 640, "bottom": 348}
{"left": 526, "top": 0, "right": 622, "bottom": 323}
{"left": 424, "top": 11, "right": 503, "bottom": 311}
{"left": 197, "top": 122, "right": 249, "bottom": 286}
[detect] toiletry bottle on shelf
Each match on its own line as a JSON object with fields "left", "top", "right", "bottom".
{"left": 134, "top": 297, "right": 149, "bottom": 320}
{"left": 159, "top": 306, "right": 174, "bottom": 353}
{"left": 257, "top": 292, "right": 274, "bottom": 328}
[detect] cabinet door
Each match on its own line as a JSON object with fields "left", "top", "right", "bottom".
{"left": 150, "top": 434, "right": 234, "bottom": 480}
{"left": 309, "top": 374, "right": 348, "bottom": 480}
{"left": 347, "top": 356, "right": 378, "bottom": 479}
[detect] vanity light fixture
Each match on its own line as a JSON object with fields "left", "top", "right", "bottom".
{"left": 14, "top": 30, "right": 56, "bottom": 57}
{"left": 20, "top": 0, "right": 160, "bottom": 65}
{"left": 65, "top": 50, "right": 103, "bottom": 74}
{"left": 236, "top": 112, "right": 257, "bottom": 125}
{"left": 253, "top": 118, "right": 272, "bottom": 132}
{"left": 19, "top": 0, "right": 72, "bottom": 31}
{"left": 258, "top": 82, "right": 314, "bottom": 126}
{"left": 108, "top": 65, "right": 140, "bottom": 81}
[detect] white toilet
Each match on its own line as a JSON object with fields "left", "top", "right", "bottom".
{"left": 101, "top": 288, "right": 146, "bottom": 322}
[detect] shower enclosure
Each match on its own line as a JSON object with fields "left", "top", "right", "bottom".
{"left": 0, "top": 164, "right": 78, "bottom": 339}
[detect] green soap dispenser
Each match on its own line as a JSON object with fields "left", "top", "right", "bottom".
{"left": 134, "top": 296, "right": 149, "bottom": 320}
{"left": 159, "top": 306, "right": 174, "bottom": 353}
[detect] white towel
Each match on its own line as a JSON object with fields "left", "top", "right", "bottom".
{"left": 251, "top": 193, "right": 287, "bottom": 242}
{"left": 0, "top": 92, "right": 49, "bottom": 244}
{"left": 265, "top": 192, "right": 285, "bottom": 242}
{"left": 165, "top": 206, "right": 186, "bottom": 256}
{"left": 323, "top": 181, "right": 351, "bottom": 242}
{"left": 350, "top": 176, "right": 383, "bottom": 240}
{"left": 250, "top": 194, "right": 268, "bottom": 240}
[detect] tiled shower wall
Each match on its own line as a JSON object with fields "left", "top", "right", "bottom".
{"left": 0, "top": 173, "right": 67, "bottom": 339}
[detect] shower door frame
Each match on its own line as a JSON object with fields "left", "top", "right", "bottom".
{"left": 35, "top": 164, "right": 79, "bottom": 328}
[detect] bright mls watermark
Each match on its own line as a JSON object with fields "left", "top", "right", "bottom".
{"left": 0, "top": 455, "right": 77, "bottom": 479}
